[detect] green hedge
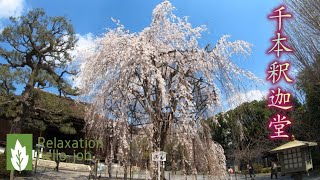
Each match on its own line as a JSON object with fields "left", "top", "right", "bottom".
{"left": 261, "top": 168, "right": 271, "bottom": 174}
{"left": 253, "top": 163, "right": 263, "bottom": 173}
{"left": 0, "top": 153, "right": 9, "bottom": 178}
{"left": 252, "top": 163, "right": 271, "bottom": 174}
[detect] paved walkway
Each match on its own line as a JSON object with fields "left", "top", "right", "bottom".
{"left": 12, "top": 169, "right": 320, "bottom": 180}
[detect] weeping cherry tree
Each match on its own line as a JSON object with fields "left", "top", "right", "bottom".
{"left": 77, "top": 1, "right": 257, "bottom": 179}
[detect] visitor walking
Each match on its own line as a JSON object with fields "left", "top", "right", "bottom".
{"left": 89, "top": 156, "right": 97, "bottom": 180}
{"left": 271, "top": 161, "right": 278, "bottom": 179}
{"left": 248, "top": 163, "right": 255, "bottom": 180}
{"left": 228, "top": 166, "right": 234, "bottom": 180}
{"left": 54, "top": 152, "right": 61, "bottom": 171}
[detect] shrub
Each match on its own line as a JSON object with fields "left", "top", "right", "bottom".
{"left": 261, "top": 167, "right": 271, "bottom": 174}
{"left": 1, "top": 153, "right": 33, "bottom": 178}
{"left": 0, "top": 153, "right": 9, "bottom": 178}
{"left": 253, "top": 163, "right": 264, "bottom": 174}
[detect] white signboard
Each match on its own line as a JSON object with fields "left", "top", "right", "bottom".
{"left": 152, "top": 151, "right": 166, "bottom": 162}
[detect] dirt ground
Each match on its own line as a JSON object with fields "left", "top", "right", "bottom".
{"left": 10, "top": 168, "right": 320, "bottom": 180}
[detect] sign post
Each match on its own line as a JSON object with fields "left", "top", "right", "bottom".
{"left": 152, "top": 151, "right": 167, "bottom": 180}
{"left": 34, "top": 144, "right": 43, "bottom": 174}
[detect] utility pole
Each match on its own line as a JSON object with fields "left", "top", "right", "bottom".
{"left": 192, "top": 137, "right": 197, "bottom": 180}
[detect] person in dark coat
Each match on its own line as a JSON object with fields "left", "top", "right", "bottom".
{"left": 248, "top": 163, "right": 255, "bottom": 180}
{"left": 54, "top": 152, "right": 61, "bottom": 171}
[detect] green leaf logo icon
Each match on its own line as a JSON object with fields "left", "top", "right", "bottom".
{"left": 10, "top": 140, "right": 29, "bottom": 172}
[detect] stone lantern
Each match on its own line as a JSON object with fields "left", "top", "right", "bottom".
{"left": 270, "top": 139, "right": 317, "bottom": 179}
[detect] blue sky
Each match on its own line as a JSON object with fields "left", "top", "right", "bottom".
{"left": 1, "top": 0, "right": 287, "bottom": 107}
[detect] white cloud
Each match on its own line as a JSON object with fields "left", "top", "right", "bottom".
{"left": 68, "top": 33, "right": 96, "bottom": 88}
{"left": 0, "top": 0, "right": 25, "bottom": 31}
{"left": 68, "top": 33, "right": 96, "bottom": 60}
{"left": 76, "top": 33, "right": 96, "bottom": 53}
{"left": 0, "top": 0, "right": 25, "bottom": 19}
{"left": 227, "top": 89, "right": 267, "bottom": 110}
